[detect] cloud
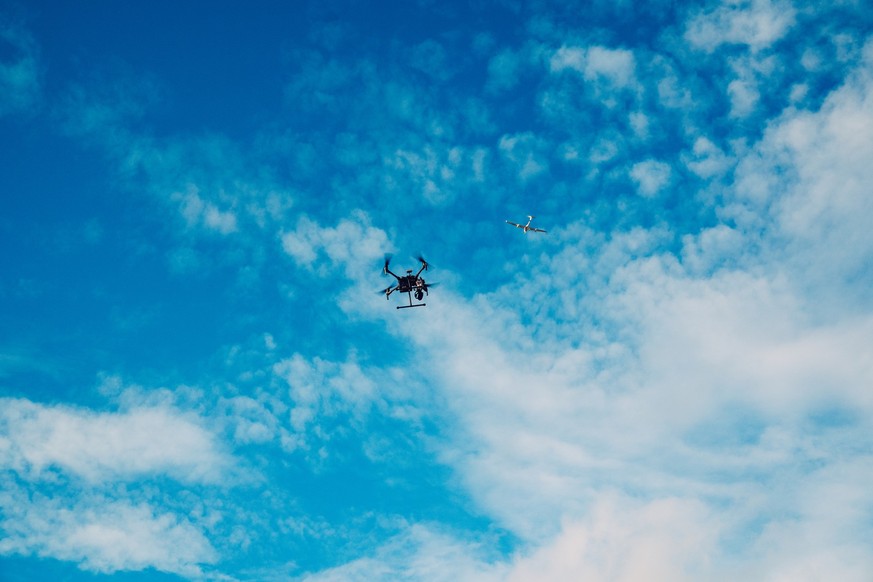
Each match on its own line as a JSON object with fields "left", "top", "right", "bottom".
{"left": 730, "top": 38, "right": 873, "bottom": 300}
{"left": 615, "top": 265, "right": 873, "bottom": 420}
{"left": 745, "top": 455, "right": 873, "bottom": 581}
{"left": 498, "top": 132, "right": 550, "bottom": 182}
{"left": 727, "top": 76, "right": 760, "bottom": 117}
{"left": 585, "top": 46, "right": 637, "bottom": 89}
{"left": 506, "top": 495, "right": 719, "bottom": 582}
{"left": 0, "top": 492, "right": 217, "bottom": 577}
{"left": 550, "top": 45, "right": 638, "bottom": 89}
{"left": 221, "top": 395, "right": 280, "bottom": 445}
{"left": 272, "top": 352, "right": 380, "bottom": 452}
{"left": 173, "top": 184, "right": 239, "bottom": 235}
{"left": 57, "top": 75, "right": 295, "bottom": 259}
{"left": 0, "top": 398, "right": 234, "bottom": 484}
{"left": 387, "top": 143, "right": 490, "bottom": 205}
{"left": 685, "top": 0, "right": 796, "bottom": 53}
{"left": 630, "top": 159, "right": 672, "bottom": 197}
{"left": 301, "top": 522, "right": 506, "bottom": 582}
{"left": 0, "top": 19, "right": 41, "bottom": 117}
{"left": 280, "top": 211, "right": 390, "bottom": 279}
{"left": 486, "top": 47, "right": 526, "bottom": 94}
{"left": 683, "top": 136, "right": 734, "bottom": 179}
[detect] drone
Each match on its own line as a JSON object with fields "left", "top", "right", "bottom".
{"left": 506, "top": 215, "right": 547, "bottom": 234}
{"left": 379, "top": 254, "right": 433, "bottom": 309}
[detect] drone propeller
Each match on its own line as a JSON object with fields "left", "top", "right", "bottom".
{"left": 383, "top": 254, "right": 393, "bottom": 274}
{"left": 376, "top": 286, "right": 394, "bottom": 295}
{"left": 415, "top": 254, "right": 429, "bottom": 271}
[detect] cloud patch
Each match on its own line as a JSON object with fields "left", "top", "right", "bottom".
{"left": 0, "top": 19, "right": 41, "bottom": 117}
{"left": 550, "top": 45, "right": 637, "bottom": 89}
{"left": 685, "top": 0, "right": 796, "bottom": 53}
{"left": 280, "top": 211, "right": 390, "bottom": 278}
{"left": 630, "top": 159, "right": 672, "bottom": 197}
{"left": 0, "top": 493, "right": 217, "bottom": 577}
{"left": 0, "top": 398, "right": 233, "bottom": 484}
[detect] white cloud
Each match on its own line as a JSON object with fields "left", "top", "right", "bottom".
{"left": 0, "top": 493, "right": 217, "bottom": 577}
{"left": 685, "top": 0, "right": 796, "bottom": 53}
{"left": 280, "top": 211, "right": 390, "bottom": 278}
{"left": 506, "top": 495, "right": 719, "bottom": 582}
{"left": 731, "top": 39, "right": 873, "bottom": 296}
{"left": 755, "top": 462, "right": 873, "bottom": 580}
{"left": 630, "top": 159, "right": 672, "bottom": 197}
{"left": 684, "top": 136, "right": 733, "bottom": 179}
{"left": 629, "top": 111, "right": 650, "bottom": 138}
{"left": 680, "top": 224, "right": 745, "bottom": 273}
{"left": 616, "top": 266, "right": 873, "bottom": 420}
{"left": 728, "top": 76, "right": 760, "bottom": 117}
{"left": 549, "top": 46, "right": 585, "bottom": 74}
{"left": 272, "top": 353, "right": 380, "bottom": 451}
{"left": 589, "top": 136, "right": 621, "bottom": 165}
{"left": 498, "top": 132, "right": 549, "bottom": 181}
{"left": 726, "top": 53, "right": 779, "bottom": 118}
{"left": 585, "top": 46, "right": 637, "bottom": 89}
{"left": 302, "top": 522, "right": 506, "bottom": 582}
{"left": 387, "top": 144, "right": 488, "bottom": 205}
{"left": 0, "top": 398, "right": 233, "bottom": 484}
{"left": 550, "top": 45, "right": 637, "bottom": 89}
{"left": 656, "top": 66, "right": 694, "bottom": 110}
{"left": 221, "top": 395, "right": 279, "bottom": 445}
{"left": 173, "top": 184, "right": 238, "bottom": 235}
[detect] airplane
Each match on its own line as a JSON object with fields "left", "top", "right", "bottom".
{"left": 506, "top": 215, "right": 546, "bottom": 233}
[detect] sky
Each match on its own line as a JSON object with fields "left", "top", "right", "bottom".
{"left": 1, "top": 0, "right": 872, "bottom": 580}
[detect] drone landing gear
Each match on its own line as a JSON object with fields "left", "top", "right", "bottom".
{"left": 398, "top": 292, "right": 426, "bottom": 309}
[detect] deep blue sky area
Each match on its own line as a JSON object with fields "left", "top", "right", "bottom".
{"left": 2, "top": 1, "right": 873, "bottom": 580}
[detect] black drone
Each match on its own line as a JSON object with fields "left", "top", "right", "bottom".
{"left": 379, "top": 254, "right": 433, "bottom": 309}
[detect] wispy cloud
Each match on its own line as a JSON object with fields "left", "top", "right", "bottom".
{"left": 630, "top": 159, "right": 672, "bottom": 197}
{"left": 273, "top": 352, "right": 380, "bottom": 452}
{"left": 685, "top": 0, "right": 796, "bottom": 53}
{"left": 0, "top": 398, "right": 234, "bottom": 484}
{"left": 551, "top": 45, "right": 638, "bottom": 90}
{"left": 280, "top": 211, "right": 390, "bottom": 279}
{"left": 0, "top": 18, "right": 41, "bottom": 117}
{"left": 0, "top": 491, "right": 217, "bottom": 577}
{"left": 302, "top": 522, "right": 507, "bottom": 582}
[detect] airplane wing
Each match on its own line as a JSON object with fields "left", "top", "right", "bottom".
{"left": 506, "top": 221, "right": 522, "bottom": 228}
{"left": 531, "top": 227, "right": 547, "bottom": 233}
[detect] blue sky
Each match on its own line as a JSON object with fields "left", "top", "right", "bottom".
{"left": 2, "top": 0, "right": 873, "bottom": 580}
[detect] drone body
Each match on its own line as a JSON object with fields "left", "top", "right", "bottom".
{"left": 380, "top": 255, "right": 432, "bottom": 309}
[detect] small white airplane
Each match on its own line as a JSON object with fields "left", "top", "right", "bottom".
{"left": 505, "top": 215, "right": 546, "bottom": 234}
